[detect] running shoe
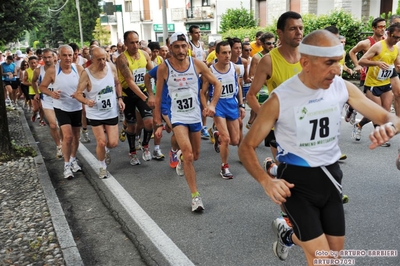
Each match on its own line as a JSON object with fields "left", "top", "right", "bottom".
{"left": 349, "top": 111, "right": 357, "bottom": 125}
{"left": 213, "top": 131, "right": 220, "bottom": 153}
{"left": 119, "top": 128, "right": 126, "bottom": 142}
{"left": 263, "top": 157, "right": 277, "bottom": 177}
{"left": 344, "top": 105, "right": 352, "bottom": 123}
{"left": 169, "top": 149, "right": 179, "bottom": 168}
{"left": 220, "top": 164, "right": 234, "bottom": 179}
{"left": 352, "top": 124, "right": 362, "bottom": 141}
{"left": 176, "top": 150, "right": 184, "bottom": 176}
{"left": 56, "top": 146, "right": 63, "bottom": 159}
{"left": 63, "top": 165, "right": 74, "bottom": 180}
{"left": 135, "top": 138, "right": 142, "bottom": 150}
{"left": 201, "top": 126, "right": 210, "bottom": 140}
{"left": 282, "top": 214, "right": 293, "bottom": 228}
{"left": 105, "top": 147, "right": 111, "bottom": 165}
{"left": 208, "top": 127, "right": 215, "bottom": 144}
{"left": 119, "top": 111, "right": 124, "bottom": 122}
{"left": 191, "top": 196, "right": 205, "bottom": 212}
{"left": 339, "top": 154, "right": 347, "bottom": 160}
{"left": 71, "top": 159, "right": 82, "bottom": 172}
{"left": 99, "top": 168, "right": 109, "bottom": 179}
{"left": 129, "top": 153, "right": 141, "bottom": 165}
{"left": 142, "top": 146, "right": 152, "bottom": 161}
{"left": 39, "top": 120, "right": 46, "bottom": 126}
{"left": 80, "top": 129, "right": 90, "bottom": 143}
{"left": 152, "top": 149, "right": 165, "bottom": 160}
{"left": 272, "top": 217, "right": 293, "bottom": 261}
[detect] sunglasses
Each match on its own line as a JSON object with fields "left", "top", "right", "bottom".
{"left": 375, "top": 25, "right": 386, "bottom": 29}
{"left": 391, "top": 34, "right": 400, "bottom": 40}
{"left": 264, "top": 42, "right": 275, "bottom": 45}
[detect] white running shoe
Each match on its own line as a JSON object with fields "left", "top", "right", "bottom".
{"left": 191, "top": 196, "right": 205, "bottom": 212}
{"left": 272, "top": 217, "right": 293, "bottom": 261}
{"left": 142, "top": 147, "right": 152, "bottom": 161}
{"left": 176, "top": 150, "right": 184, "bottom": 176}
{"left": 352, "top": 124, "right": 362, "bottom": 141}
{"left": 80, "top": 129, "right": 90, "bottom": 143}
{"left": 63, "top": 166, "right": 74, "bottom": 179}
{"left": 99, "top": 168, "right": 109, "bottom": 179}
{"left": 152, "top": 149, "right": 165, "bottom": 160}
{"left": 129, "top": 153, "right": 141, "bottom": 165}
{"left": 71, "top": 159, "right": 82, "bottom": 172}
{"left": 56, "top": 146, "right": 63, "bottom": 158}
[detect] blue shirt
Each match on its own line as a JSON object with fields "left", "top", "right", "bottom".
{"left": 2, "top": 62, "right": 16, "bottom": 81}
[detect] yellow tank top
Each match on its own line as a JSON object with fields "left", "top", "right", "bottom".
{"left": 27, "top": 68, "right": 40, "bottom": 95}
{"left": 339, "top": 51, "right": 346, "bottom": 76}
{"left": 118, "top": 49, "right": 147, "bottom": 95}
{"left": 365, "top": 40, "right": 398, "bottom": 87}
{"left": 266, "top": 48, "right": 302, "bottom": 94}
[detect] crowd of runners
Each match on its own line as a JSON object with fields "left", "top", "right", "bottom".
{"left": 2, "top": 11, "right": 400, "bottom": 265}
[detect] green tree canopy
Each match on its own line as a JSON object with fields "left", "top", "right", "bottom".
{"left": 219, "top": 6, "right": 257, "bottom": 33}
{"left": 0, "top": 0, "right": 47, "bottom": 45}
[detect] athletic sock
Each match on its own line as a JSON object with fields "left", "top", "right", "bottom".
{"left": 191, "top": 191, "right": 200, "bottom": 198}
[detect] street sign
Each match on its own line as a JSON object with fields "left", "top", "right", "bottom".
{"left": 153, "top": 24, "right": 175, "bottom": 32}
{"left": 185, "top": 22, "right": 210, "bottom": 31}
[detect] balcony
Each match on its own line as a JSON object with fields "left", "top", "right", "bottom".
{"left": 186, "top": 6, "right": 214, "bottom": 21}
{"left": 100, "top": 15, "right": 117, "bottom": 25}
{"left": 129, "top": 10, "right": 153, "bottom": 22}
{"left": 171, "top": 8, "right": 185, "bottom": 21}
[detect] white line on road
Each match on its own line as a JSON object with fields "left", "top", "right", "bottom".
{"left": 78, "top": 144, "right": 194, "bottom": 266}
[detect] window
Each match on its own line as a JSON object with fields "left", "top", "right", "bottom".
{"left": 202, "top": 0, "right": 210, "bottom": 6}
{"left": 125, "top": 1, "right": 132, "bottom": 12}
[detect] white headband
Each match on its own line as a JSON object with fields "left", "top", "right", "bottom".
{"left": 299, "top": 43, "right": 344, "bottom": 57}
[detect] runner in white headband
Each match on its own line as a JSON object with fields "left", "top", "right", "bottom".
{"left": 299, "top": 42, "right": 344, "bottom": 57}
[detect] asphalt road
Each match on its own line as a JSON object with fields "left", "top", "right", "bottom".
{"left": 30, "top": 106, "right": 400, "bottom": 266}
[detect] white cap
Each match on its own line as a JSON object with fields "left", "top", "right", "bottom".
{"left": 169, "top": 32, "right": 189, "bottom": 45}
{"left": 15, "top": 50, "right": 23, "bottom": 57}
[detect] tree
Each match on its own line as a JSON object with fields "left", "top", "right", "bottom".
{"left": 92, "top": 18, "right": 111, "bottom": 45}
{"left": 59, "top": 0, "right": 101, "bottom": 43}
{"left": 219, "top": 6, "right": 257, "bottom": 33}
{"left": 0, "top": 0, "right": 47, "bottom": 45}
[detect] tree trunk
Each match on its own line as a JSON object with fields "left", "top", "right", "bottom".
{"left": 0, "top": 66, "right": 13, "bottom": 156}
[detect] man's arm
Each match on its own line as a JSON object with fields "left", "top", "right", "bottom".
{"left": 39, "top": 68, "right": 56, "bottom": 98}
{"left": 115, "top": 54, "right": 148, "bottom": 101}
{"left": 238, "top": 93, "right": 293, "bottom": 205}
{"left": 196, "top": 60, "right": 221, "bottom": 117}
{"left": 249, "top": 54, "right": 261, "bottom": 79}
{"left": 247, "top": 54, "right": 272, "bottom": 114}
{"left": 349, "top": 40, "right": 368, "bottom": 73}
{"left": 235, "top": 65, "right": 245, "bottom": 119}
{"left": 110, "top": 63, "right": 125, "bottom": 111}
{"left": 74, "top": 70, "right": 93, "bottom": 106}
{"left": 144, "top": 68, "right": 156, "bottom": 108}
{"left": 31, "top": 68, "right": 40, "bottom": 98}
{"left": 359, "top": 44, "right": 388, "bottom": 69}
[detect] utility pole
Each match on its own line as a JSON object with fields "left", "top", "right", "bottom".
{"left": 162, "top": 0, "right": 168, "bottom": 44}
{"left": 75, "top": 0, "right": 84, "bottom": 48}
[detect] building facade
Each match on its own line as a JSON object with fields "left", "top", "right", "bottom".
{"left": 100, "top": 0, "right": 398, "bottom": 45}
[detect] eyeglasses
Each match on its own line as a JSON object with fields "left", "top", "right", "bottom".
{"left": 392, "top": 34, "right": 400, "bottom": 40}
{"left": 376, "top": 25, "right": 386, "bottom": 29}
{"left": 264, "top": 42, "right": 275, "bottom": 45}
{"left": 105, "top": 50, "right": 110, "bottom": 53}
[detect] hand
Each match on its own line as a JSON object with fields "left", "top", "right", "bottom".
{"left": 369, "top": 122, "right": 397, "bottom": 149}
{"left": 154, "top": 126, "right": 163, "bottom": 139}
{"left": 52, "top": 90, "right": 61, "bottom": 99}
{"left": 119, "top": 99, "right": 125, "bottom": 112}
{"left": 354, "top": 65, "right": 363, "bottom": 73}
{"left": 240, "top": 107, "right": 246, "bottom": 119}
{"left": 203, "top": 104, "right": 215, "bottom": 117}
{"left": 377, "top": 61, "right": 390, "bottom": 70}
{"left": 146, "top": 95, "right": 156, "bottom": 109}
{"left": 86, "top": 99, "right": 96, "bottom": 108}
{"left": 347, "top": 69, "right": 354, "bottom": 76}
{"left": 264, "top": 178, "right": 294, "bottom": 205}
{"left": 34, "top": 94, "right": 40, "bottom": 101}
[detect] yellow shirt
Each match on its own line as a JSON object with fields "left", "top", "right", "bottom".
{"left": 250, "top": 41, "right": 263, "bottom": 57}
{"left": 118, "top": 50, "right": 147, "bottom": 96}
{"left": 365, "top": 40, "right": 398, "bottom": 87}
{"left": 266, "top": 48, "right": 302, "bottom": 94}
{"left": 26, "top": 68, "right": 40, "bottom": 95}
{"left": 206, "top": 50, "right": 216, "bottom": 65}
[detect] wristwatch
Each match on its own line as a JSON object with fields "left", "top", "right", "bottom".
{"left": 239, "top": 104, "right": 245, "bottom": 109}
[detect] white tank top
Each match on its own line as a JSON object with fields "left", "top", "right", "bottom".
{"left": 190, "top": 41, "right": 204, "bottom": 61}
{"left": 39, "top": 65, "right": 55, "bottom": 106}
{"left": 210, "top": 62, "right": 238, "bottom": 100}
{"left": 84, "top": 62, "right": 118, "bottom": 120}
{"left": 52, "top": 63, "right": 82, "bottom": 112}
{"left": 165, "top": 57, "right": 201, "bottom": 124}
{"left": 273, "top": 75, "right": 348, "bottom": 167}
{"left": 77, "top": 56, "right": 85, "bottom": 66}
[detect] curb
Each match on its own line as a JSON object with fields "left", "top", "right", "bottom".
{"left": 19, "top": 109, "right": 84, "bottom": 266}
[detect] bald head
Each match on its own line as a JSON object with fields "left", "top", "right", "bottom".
{"left": 92, "top": 47, "right": 106, "bottom": 59}
{"left": 302, "top": 30, "right": 340, "bottom": 47}
{"left": 299, "top": 30, "right": 343, "bottom": 59}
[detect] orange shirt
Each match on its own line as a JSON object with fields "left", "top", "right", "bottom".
{"left": 250, "top": 41, "right": 262, "bottom": 57}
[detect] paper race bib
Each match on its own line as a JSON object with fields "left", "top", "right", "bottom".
{"left": 220, "top": 78, "right": 236, "bottom": 99}
{"left": 97, "top": 93, "right": 113, "bottom": 111}
{"left": 133, "top": 68, "right": 146, "bottom": 86}
{"left": 377, "top": 65, "right": 394, "bottom": 81}
{"left": 294, "top": 100, "right": 340, "bottom": 148}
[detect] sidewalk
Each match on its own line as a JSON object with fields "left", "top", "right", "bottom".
{"left": 0, "top": 106, "right": 82, "bottom": 265}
